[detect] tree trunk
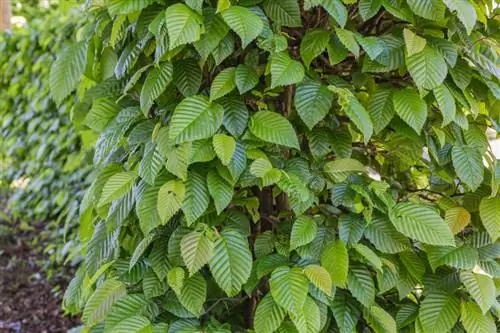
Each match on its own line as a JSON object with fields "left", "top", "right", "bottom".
{"left": 0, "top": 0, "right": 11, "bottom": 31}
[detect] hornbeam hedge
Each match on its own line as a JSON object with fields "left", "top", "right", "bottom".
{"left": 55, "top": 0, "right": 500, "bottom": 332}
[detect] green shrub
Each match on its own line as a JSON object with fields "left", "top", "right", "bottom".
{"left": 0, "top": 6, "right": 90, "bottom": 261}
{"left": 56, "top": 1, "right": 499, "bottom": 332}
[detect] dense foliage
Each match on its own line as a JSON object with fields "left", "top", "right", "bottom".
{"left": 54, "top": 0, "right": 500, "bottom": 332}
{"left": 0, "top": 6, "right": 89, "bottom": 261}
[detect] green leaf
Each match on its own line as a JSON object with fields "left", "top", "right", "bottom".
{"left": 367, "top": 89, "right": 395, "bottom": 134}
{"left": 181, "top": 231, "right": 214, "bottom": 276}
{"left": 339, "top": 213, "right": 366, "bottom": 246}
{"left": 139, "top": 143, "right": 166, "bottom": 185}
{"left": 182, "top": 170, "right": 210, "bottom": 225}
{"left": 250, "top": 158, "right": 273, "bottom": 178}
{"left": 425, "top": 245, "right": 478, "bottom": 271}
{"left": 330, "top": 87, "right": 373, "bottom": 143}
{"left": 321, "top": 240, "right": 349, "bottom": 288}
{"left": 157, "top": 180, "right": 185, "bottom": 224}
{"left": 392, "top": 88, "right": 428, "bottom": 133}
{"left": 303, "top": 265, "right": 332, "bottom": 296}
{"left": 335, "top": 28, "right": 360, "bottom": 57}
{"left": 209, "top": 230, "right": 252, "bottom": 296}
{"left": 364, "top": 305, "right": 397, "bottom": 333}
{"left": 460, "top": 301, "right": 497, "bottom": 333}
{"left": 321, "top": 0, "right": 348, "bottom": 27}
{"left": 389, "top": 202, "right": 455, "bottom": 246}
{"left": 364, "top": 214, "right": 411, "bottom": 253}
{"left": 213, "top": 134, "right": 236, "bottom": 166}
{"left": 207, "top": 170, "right": 233, "bottom": 214}
{"left": 270, "top": 266, "right": 309, "bottom": 313}
{"left": 221, "top": 6, "right": 264, "bottom": 48}
{"left": 359, "top": 0, "right": 381, "bottom": 21}
{"left": 249, "top": 111, "right": 300, "bottom": 149}
{"left": 220, "top": 97, "right": 249, "bottom": 137}
{"left": 254, "top": 294, "right": 287, "bottom": 333}
{"left": 347, "top": 265, "right": 375, "bottom": 308}
{"left": 407, "top": 0, "right": 445, "bottom": 20}
{"left": 235, "top": 64, "right": 259, "bottom": 94}
{"left": 167, "top": 267, "right": 185, "bottom": 295}
{"left": 395, "top": 303, "right": 419, "bottom": 329}
{"left": 325, "top": 158, "right": 366, "bottom": 183}
{"left": 300, "top": 29, "right": 330, "bottom": 68}
{"left": 330, "top": 290, "right": 360, "bottom": 333}
{"left": 400, "top": 251, "right": 426, "bottom": 281}
{"left": 210, "top": 67, "right": 237, "bottom": 101}
{"left": 104, "top": 294, "right": 150, "bottom": 332}
{"left": 166, "top": 4, "right": 203, "bottom": 49}
{"left": 270, "top": 52, "right": 305, "bottom": 89}
{"left": 165, "top": 142, "right": 191, "bottom": 181}
{"left": 263, "top": 0, "right": 302, "bottom": 27}
{"left": 108, "top": 0, "right": 154, "bottom": 15}
{"left": 479, "top": 197, "right": 500, "bottom": 241}
{"left": 179, "top": 273, "right": 206, "bottom": 316}
{"left": 174, "top": 58, "right": 202, "bottom": 97}
{"left": 433, "top": 84, "right": 456, "bottom": 126}
{"left": 50, "top": 42, "right": 87, "bottom": 104}
{"left": 443, "top": 0, "right": 477, "bottom": 34}
{"left": 289, "top": 296, "right": 321, "bottom": 333}
{"left": 216, "top": 0, "right": 231, "bottom": 13}
{"left": 460, "top": 271, "right": 496, "bottom": 314}
{"left": 354, "top": 244, "right": 383, "bottom": 271}
{"left": 406, "top": 46, "right": 448, "bottom": 90}
{"left": 140, "top": 62, "right": 173, "bottom": 112}
{"left": 295, "top": 80, "right": 334, "bottom": 130}
{"left": 194, "top": 9, "right": 229, "bottom": 59}
{"left": 82, "top": 279, "right": 126, "bottom": 328}
{"left": 169, "top": 95, "right": 224, "bottom": 144}
{"left": 109, "top": 315, "right": 152, "bottom": 333}
{"left": 419, "top": 289, "right": 460, "bottom": 332}
{"left": 403, "top": 29, "right": 426, "bottom": 56}
{"left": 98, "top": 172, "right": 137, "bottom": 207}
{"left": 290, "top": 216, "right": 318, "bottom": 250}
{"left": 452, "top": 145, "right": 484, "bottom": 191}
{"left": 142, "top": 269, "right": 167, "bottom": 299}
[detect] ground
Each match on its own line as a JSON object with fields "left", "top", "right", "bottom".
{"left": 0, "top": 219, "right": 80, "bottom": 333}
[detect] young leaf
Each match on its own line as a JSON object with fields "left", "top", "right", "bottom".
{"left": 213, "top": 134, "right": 237, "bottom": 166}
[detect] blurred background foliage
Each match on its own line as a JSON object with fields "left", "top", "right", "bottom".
{"left": 0, "top": 0, "right": 90, "bottom": 268}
